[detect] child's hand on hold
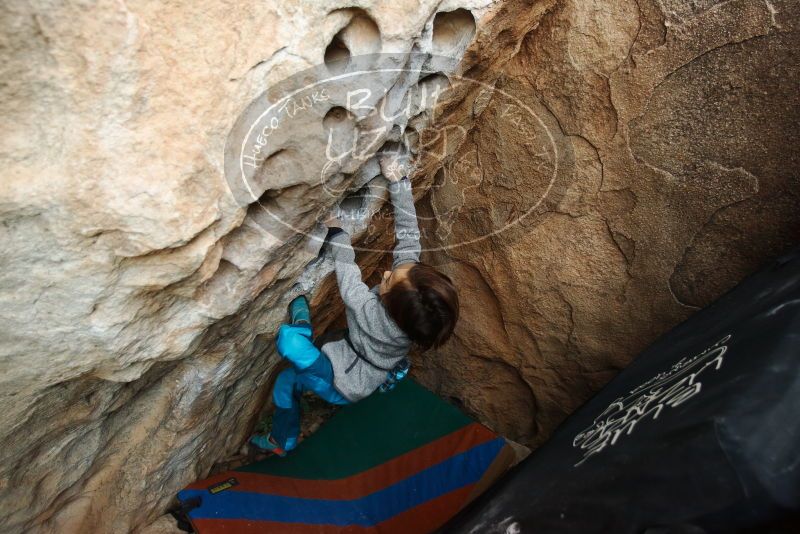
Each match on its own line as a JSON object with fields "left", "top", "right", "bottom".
{"left": 380, "top": 152, "right": 412, "bottom": 183}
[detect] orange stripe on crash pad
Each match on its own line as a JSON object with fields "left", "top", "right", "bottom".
{"left": 186, "top": 423, "right": 497, "bottom": 501}
{"left": 189, "top": 485, "right": 474, "bottom": 534}
{"left": 373, "top": 483, "right": 475, "bottom": 533}
{"left": 223, "top": 423, "right": 492, "bottom": 499}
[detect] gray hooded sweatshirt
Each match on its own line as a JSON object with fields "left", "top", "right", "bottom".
{"left": 323, "top": 177, "right": 420, "bottom": 402}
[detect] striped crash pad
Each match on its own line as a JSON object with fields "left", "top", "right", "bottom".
{"left": 177, "top": 379, "right": 514, "bottom": 533}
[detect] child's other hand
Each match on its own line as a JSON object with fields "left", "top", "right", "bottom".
{"left": 380, "top": 153, "right": 411, "bottom": 183}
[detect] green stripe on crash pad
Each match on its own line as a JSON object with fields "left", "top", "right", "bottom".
{"left": 238, "top": 379, "right": 472, "bottom": 480}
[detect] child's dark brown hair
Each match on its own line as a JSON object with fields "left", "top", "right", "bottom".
{"left": 381, "top": 263, "right": 459, "bottom": 350}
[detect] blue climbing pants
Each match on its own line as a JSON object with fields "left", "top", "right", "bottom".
{"left": 271, "top": 323, "right": 349, "bottom": 450}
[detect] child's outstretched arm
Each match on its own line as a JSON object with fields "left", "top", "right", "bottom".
{"left": 381, "top": 156, "right": 421, "bottom": 269}
{"left": 326, "top": 227, "right": 373, "bottom": 310}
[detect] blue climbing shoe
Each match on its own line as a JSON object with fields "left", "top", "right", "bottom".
{"left": 249, "top": 433, "right": 287, "bottom": 457}
{"left": 289, "top": 294, "right": 311, "bottom": 325}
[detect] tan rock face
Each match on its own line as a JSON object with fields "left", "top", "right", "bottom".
{"left": 0, "top": 0, "right": 798, "bottom": 532}
{"left": 412, "top": 0, "right": 800, "bottom": 448}
{"left": 0, "top": 1, "right": 495, "bottom": 532}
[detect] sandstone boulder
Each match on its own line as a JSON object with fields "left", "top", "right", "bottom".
{"left": 0, "top": 0, "right": 798, "bottom": 532}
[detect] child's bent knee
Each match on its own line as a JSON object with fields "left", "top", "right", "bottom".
{"left": 276, "top": 324, "right": 320, "bottom": 370}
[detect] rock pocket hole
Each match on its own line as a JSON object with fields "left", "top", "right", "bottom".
{"left": 324, "top": 36, "right": 350, "bottom": 74}
{"left": 325, "top": 10, "right": 381, "bottom": 74}
{"left": 249, "top": 149, "right": 302, "bottom": 199}
{"left": 323, "top": 106, "right": 356, "bottom": 130}
{"left": 431, "top": 8, "right": 476, "bottom": 56}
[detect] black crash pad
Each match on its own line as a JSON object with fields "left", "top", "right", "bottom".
{"left": 444, "top": 247, "right": 800, "bottom": 533}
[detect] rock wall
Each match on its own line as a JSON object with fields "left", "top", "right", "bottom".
{"left": 0, "top": 1, "right": 497, "bottom": 532}
{"left": 0, "top": 0, "right": 798, "bottom": 532}
{"left": 412, "top": 0, "right": 800, "bottom": 447}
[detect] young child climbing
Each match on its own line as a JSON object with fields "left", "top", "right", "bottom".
{"left": 249, "top": 154, "right": 460, "bottom": 456}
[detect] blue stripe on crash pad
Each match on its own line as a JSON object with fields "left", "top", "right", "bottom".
{"left": 178, "top": 438, "right": 504, "bottom": 526}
